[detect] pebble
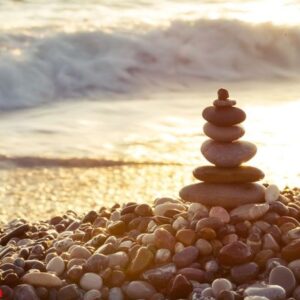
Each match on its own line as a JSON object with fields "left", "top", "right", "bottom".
{"left": 211, "top": 278, "right": 232, "bottom": 297}
{"left": 108, "top": 287, "right": 124, "bottom": 300}
{"left": 154, "top": 203, "right": 185, "bottom": 217}
{"left": 80, "top": 273, "right": 103, "bottom": 291}
{"left": 46, "top": 256, "right": 65, "bottom": 276}
{"left": 69, "top": 245, "right": 92, "bottom": 260}
{"left": 202, "top": 106, "right": 246, "bottom": 126}
{"left": 265, "top": 184, "right": 280, "bottom": 202}
{"left": 203, "top": 122, "right": 244, "bottom": 142}
{"left": 201, "top": 140, "right": 257, "bottom": 167}
{"left": 195, "top": 238, "right": 213, "bottom": 255}
{"left": 209, "top": 206, "right": 230, "bottom": 223}
{"left": 218, "top": 241, "right": 253, "bottom": 266}
{"left": 288, "top": 259, "right": 300, "bottom": 281}
{"left": 269, "top": 265, "right": 296, "bottom": 296}
{"left": 213, "top": 99, "right": 236, "bottom": 107}
{"left": 175, "top": 228, "right": 196, "bottom": 245}
{"left": 57, "top": 284, "right": 81, "bottom": 300}
{"left": 177, "top": 268, "right": 205, "bottom": 282}
{"left": 22, "top": 272, "right": 63, "bottom": 287}
{"left": 154, "top": 228, "right": 176, "bottom": 250}
{"left": 108, "top": 251, "right": 129, "bottom": 268}
{"left": 128, "top": 246, "right": 153, "bottom": 275}
{"left": 180, "top": 183, "right": 265, "bottom": 208}
{"left": 282, "top": 239, "right": 300, "bottom": 261}
{"left": 14, "top": 284, "right": 39, "bottom": 300}
{"left": 155, "top": 248, "right": 172, "bottom": 264}
{"left": 244, "top": 284, "right": 286, "bottom": 300}
{"left": 231, "top": 262, "right": 259, "bottom": 284}
{"left": 169, "top": 274, "right": 193, "bottom": 299}
{"left": 83, "top": 289, "right": 102, "bottom": 300}
{"left": 230, "top": 203, "right": 269, "bottom": 221}
{"left": 172, "top": 246, "right": 199, "bottom": 268}
{"left": 263, "top": 233, "right": 280, "bottom": 252}
{"left": 125, "top": 281, "right": 156, "bottom": 299}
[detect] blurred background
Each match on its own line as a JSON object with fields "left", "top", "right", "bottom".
{"left": 0, "top": 0, "right": 299, "bottom": 222}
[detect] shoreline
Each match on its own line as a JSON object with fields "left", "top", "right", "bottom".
{"left": 0, "top": 182, "right": 300, "bottom": 298}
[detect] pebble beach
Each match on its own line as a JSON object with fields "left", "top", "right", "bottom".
{"left": 1, "top": 92, "right": 300, "bottom": 300}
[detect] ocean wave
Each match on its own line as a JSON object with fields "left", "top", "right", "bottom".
{"left": 1, "top": 19, "right": 300, "bottom": 110}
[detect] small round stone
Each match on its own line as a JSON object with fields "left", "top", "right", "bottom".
{"left": 209, "top": 207, "right": 230, "bottom": 223}
{"left": 282, "top": 239, "right": 300, "bottom": 262}
{"left": 69, "top": 246, "right": 92, "bottom": 260}
{"left": 80, "top": 273, "right": 103, "bottom": 291}
{"left": 195, "top": 239, "right": 213, "bottom": 255}
{"left": 175, "top": 229, "right": 196, "bottom": 245}
{"left": 83, "top": 289, "right": 102, "bottom": 300}
{"left": 230, "top": 203, "right": 269, "bottom": 221}
{"left": 203, "top": 122, "right": 244, "bottom": 142}
{"left": 212, "top": 278, "right": 232, "bottom": 297}
{"left": 155, "top": 248, "right": 172, "bottom": 264}
{"left": 154, "top": 228, "right": 176, "bottom": 250}
{"left": 231, "top": 262, "right": 259, "bottom": 284}
{"left": 108, "top": 287, "right": 123, "bottom": 300}
{"left": 46, "top": 256, "right": 65, "bottom": 276}
{"left": 218, "top": 241, "right": 253, "bottom": 266}
{"left": 269, "top": 265, "right": 296, "bottom": 296}
{"left": 172, "top": 246, "right": 199, "bottom": 268}
{"left": 125, "top": 281, "right": 156, "bottom": 299}
{"left": 57, "top": 284, "right": 81, "bottom": 300}
{"left": 201, "top": 140, "right": 257, "bottom": 167}
{"left": 194, "top": 166, "right": 265, "bottom": 183}
{"left": 218, "top": 88, "right": 229, "bottom": 100}
{"left": 265, "top": 184, "right": 280, "bottom": 202}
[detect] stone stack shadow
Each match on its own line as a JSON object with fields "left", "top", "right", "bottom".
{"left": 180, "top": 89, "right": 266, "bottom": 208}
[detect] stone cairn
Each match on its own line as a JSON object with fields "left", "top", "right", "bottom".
{"left": 180, "top": 88, "right": 266, "bottom": 208}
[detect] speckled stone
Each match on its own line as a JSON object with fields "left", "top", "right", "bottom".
{"left": 193, "top": 166, "right": 264, "bottom": 183}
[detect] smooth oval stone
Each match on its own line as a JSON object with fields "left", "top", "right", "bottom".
{"left": 269, "top": 265, "right": 296, "bottom": 296}
{"left": 213, "top": 99, "right": 236, "bottom": 107}
{"left": 218, "top": 241, "right": 253, "bottom": 266}
{"left": 193, "top": 166, "right": 265, "bottom": 183}
{"left": 202, "top": 106, "right": 246, "bottom": 126}
{"left": 80, "top": 273, "right": 103, "bottom": 291}
{"left": 179, "top": 183, "right": 265, "bottom": 208}
{"left": 125, "top": 281, "right": 156, "bottom": 299}
{"left": 203, "top": 122, "right": 244, "bottom": 142}
{"left": 201, "top": 140, "right": 257, "bottom": 167}
{"left": 265, "top": 184, "right": 280, "bottom": 202}
{"left": 172, "top": 246, "right": 199, "bottom": 268}
{"left": 22, "top": 272, "right": 63, "bottom": 287}
{"left": 230, "top": 203, "right": 269, "bottom": 221}
{"left": 169, "top": 274, "right": 193, "bottom": 299}
{"left": 231, "top": 262, "right": 259, "bottom": 284}
{"left": 154, "top": 203, "right": 185, "bottom": 217}
{"left": 282, "top": 239, "right": 300, "bottom": 262}
{"left": 46, "top": 256, "right": 65, "bottom": 276}
{"left": 58, "top": 284, "right": 81, "bottom": 300}
{"left": 84, "top": 289, "right": 102, "bottom": 300}
{"left": 14, "top": 284, "right": 39, "bottom": 300}
{"left": 244, "top": 285, "right": 286, "bottom": 300}
{"left": 211, "top": 278, "right": 232, "bottom": 297}
{"left": 209, "top": 207, "right": 230, "bottom": 223}
{"left": 127, "top": 247, "right": 154, "bottom": 276}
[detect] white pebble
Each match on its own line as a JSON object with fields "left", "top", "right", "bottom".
{"left": 212, "top": 278, "right": 232, "bottom": 297}
{"left": 80, "top": 273, "right": 103, "bottom": 291}
{"left": 174, "top": 242, "right": 185, "bottom": 253}
{"left": 265, "top": 184, "right": 280, "bottom": 202}
{"left": 46, "top": 256, "right": 65, "bottom": 276}
{"left": 110, "top": 210, "right": 121, "bottom": 222}
{"left": 108, "top": 287, "right": 124, "bottom": 300}
{"left": 155, "top": 248, "right": 171, "bottom": 264}
{"left": 172, "top": 216, "right": 188, "bottom": 231}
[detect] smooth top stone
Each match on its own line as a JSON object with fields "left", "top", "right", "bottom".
{"left": 203, "top": 122, "right": 244, "bottom": 142}
{"left": 193, "top": 166, "right": 265, "bottom": 183}
{"left": 201, "top": 140, "right": 257, "bottom": 167}
{"left": 22, "top": 272, "right": 63, "bottom": 287}
{"left": 213, "top": 99, "right": 237, "bottom": 107}
{"left": 218, "top": 88, "right": 229, "bottom": 100}
{"left": 202, "top": 106, "right": 246, "bottom": 126}
{"left": 179, "top": 183, "right": 265, "bottom": 208}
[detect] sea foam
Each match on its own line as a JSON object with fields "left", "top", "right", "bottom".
{"left": 1, "top": 19, "right": 300, "bottom": 110}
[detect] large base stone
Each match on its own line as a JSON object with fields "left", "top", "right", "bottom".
{"left": 179, "top": 183, "right": 265, "bottom": 208}
{"left": 193, "top": 166, "right": 265, "bottom": 183}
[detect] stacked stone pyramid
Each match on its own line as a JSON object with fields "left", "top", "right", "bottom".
{"left": 180, "top": 89, "right": 266, "bottom": 208}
